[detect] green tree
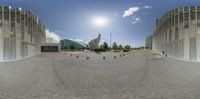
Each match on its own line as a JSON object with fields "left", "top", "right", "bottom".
{"left": 100, "top": 45, "right": 104, "bottom": 49}
{"left": 103, "top": 42, "right": 108, "bottom": 49}
{"left": 118, "top": 44, "right": 123, "bottom": 50}
{"left": 112, "top": 42, "right": 118, "bottom": 50}
{"left": 124, "top": 45, "right": 131, "bottom": 50}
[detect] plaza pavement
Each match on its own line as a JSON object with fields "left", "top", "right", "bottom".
{"left": 0, "top": 50, "right": 200, "bottom": 99}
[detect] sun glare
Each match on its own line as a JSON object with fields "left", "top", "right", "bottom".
{"left": 92, "top": 16, "right": 108, "bottom": 27}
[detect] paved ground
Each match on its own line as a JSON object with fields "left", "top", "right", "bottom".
{"left": 0, "top": 50, "right": 200, "bottom": 99}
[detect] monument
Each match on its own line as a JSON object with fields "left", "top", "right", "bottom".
{"left": 89, "top": 34, "right": 101, "bottom": 50}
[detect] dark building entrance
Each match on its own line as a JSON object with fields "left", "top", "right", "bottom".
{"left": 41, "top": 46, "right": 59, "bottom": 52}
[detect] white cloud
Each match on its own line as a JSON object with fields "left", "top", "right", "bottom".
{"left": 143, "top": 6, "right": 152, "bottom": 9}
{"left": 123, "top": 7, "right": 140, "bottom": 18}
{"left": 131, "top": 17, "right": 142, "bottom": 24}
{"left": 122, "top": 6, "right": 152, "bottom": 18}
{"left": 45, "top": 29, "right": 61, "bottom": 43}
{"left": 135, "top": 18, "right": 141, "bottom": 21}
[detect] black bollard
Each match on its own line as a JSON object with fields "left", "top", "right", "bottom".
{"left": 86, "top": 57, "right": 90, "bottom": 60}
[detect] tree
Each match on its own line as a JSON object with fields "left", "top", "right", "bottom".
{"left": 124, "top": 45, "right": 131, "bottom": 50}
{"left": 103, "top": 42, "right": 108, "bottom": 49}
{"left": 112, "top": 42, "right": 118, "bottom": 50}
{"left": 118, "top": 45, "right": 123, "bottom": 50}
{"left": 100, "top": 45, "right": 104, "bottom": 49}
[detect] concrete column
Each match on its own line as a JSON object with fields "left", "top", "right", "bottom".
{"left": 196, "top": 7, "right": 200, "bottom": 61}
{"left": 183, "top": 7, "right": 190, "bottom": 60}
{"left": 0, "top": 7, "right": 3, "bottom": 61}
{"left": 197, "top": 29, "right": 200, "bottom": 61}
{"left": 183, "top": 31, "right": 190, "bottom": 60}
{"left": 16, "top": 9, "right": 22, "bottom": 59}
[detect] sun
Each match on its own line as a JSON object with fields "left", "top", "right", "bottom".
{"left": 92, "top": 16, "right": 108, "bottom": 27}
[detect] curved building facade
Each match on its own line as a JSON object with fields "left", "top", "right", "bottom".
{"left": 0, "top": 6, "right": 46, "bottom": 61}
{"left": 153, "top": 6, "right": 200, "bottom": 61}
{"left": 60, "top": 39, "right": 87, "bottom": 50}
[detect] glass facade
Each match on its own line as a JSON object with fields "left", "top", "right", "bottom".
{"left": 60, "top": 39, "right": 87, "bottom": 50}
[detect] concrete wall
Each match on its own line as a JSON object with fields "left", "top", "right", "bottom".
{"left": 145, "top": 35, "right": 153, "bottom": 48}
{"left": 153, "top": 6, "right": 200, "bottom": 61}
{"left": 0, "top": 6, "right": 45, "bottom": 62}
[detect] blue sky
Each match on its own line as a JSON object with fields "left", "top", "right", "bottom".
{"left": 1, "top": 0, "right": 200, "bottom": 47}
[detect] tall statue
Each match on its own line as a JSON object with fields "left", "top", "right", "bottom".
{"left": 89, "top": 34, "right": 101, "bottom": 50}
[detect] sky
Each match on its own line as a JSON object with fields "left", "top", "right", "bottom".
{"left": 1, "top": 0, "right": 200, "bottom": 47}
